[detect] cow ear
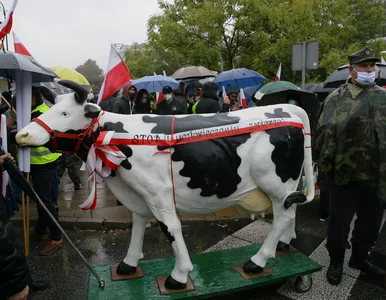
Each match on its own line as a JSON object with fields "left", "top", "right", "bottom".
{"left": 84, "top": 103, "right": 101, "bottom": 119}
{"left": 38, "top": 86, "right": 57, "bottom": 105}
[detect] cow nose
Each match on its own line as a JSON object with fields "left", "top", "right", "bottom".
{"left": 15, "top": 131, "right": 29, "bottom": 144}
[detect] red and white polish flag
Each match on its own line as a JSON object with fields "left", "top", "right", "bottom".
{"left": 0, "top": 0, "right": 18, "bottom": 42}
{"left": 97, "top": 44, "right": 133, "bottom": 104}
{"left": 13, "top": 32, "right": 32, "bottom": 56}
{"left": 275, "top": 63, "right": 281, "bottom": 81}
{"left": 156, "top": 91, "right": 163, "bottom": 103}
{"left": 239, "top": 88, "right": 248, "bottom": 109}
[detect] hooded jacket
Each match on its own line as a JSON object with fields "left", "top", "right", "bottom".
{"left": 112, "top": 82, "right": 137, "bottom": 115}
{"left": 194, "top": 82, "right": 230, "bottom": 114}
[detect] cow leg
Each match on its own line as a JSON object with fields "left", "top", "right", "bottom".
{"left": 154, "top": 210, "right": 193, "bottom": 289}
{"left": 276, "top": 214, "right": 296, "bottom": 252}
{"left": 244, "top": 198, "right": 296, "bottom": 273}
{"left": 117, "top": 213, "right": 148, "bottom": 275}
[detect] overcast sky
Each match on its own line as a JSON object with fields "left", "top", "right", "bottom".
{"left": 3, "top": 0, "right": 162, "bottom": 71}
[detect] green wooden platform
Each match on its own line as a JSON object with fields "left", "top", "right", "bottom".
{"left": 88, "top": 243, "right": 322, "bottom": 300}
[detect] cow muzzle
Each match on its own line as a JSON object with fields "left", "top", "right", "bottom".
{"left": 16, "top": 130, "right": 38, "bottom": 146}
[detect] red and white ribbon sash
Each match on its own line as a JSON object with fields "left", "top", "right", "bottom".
{"left": 79, "top": 117, "right": 306, "bottom": 210}
{"left": 103, "top": 118, "right": 304, "bottom": 147}
{"left": 79, "top": 131, "right": 127, "bottom": 210}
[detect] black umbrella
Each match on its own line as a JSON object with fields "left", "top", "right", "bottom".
{"left": 300, "top": 83, "right": 317, "bottom": 91}
{"left": 308, "top": 83, "right": 335, "bottom": 94}
{"left": 0, "top": 145, "right": 105, "bottom": 288}
{"left": 255, "top": 84, "right": 320, "bottom": 128}
{"left": 0, "top": 51, "right": 57, "bottom": 83}
{"left": 323, "top": 63, "right": 386, "bottom": 88}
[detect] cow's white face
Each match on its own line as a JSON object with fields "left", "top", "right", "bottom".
{"left": 16, "top": 93, "right": 101, "bottom": 147}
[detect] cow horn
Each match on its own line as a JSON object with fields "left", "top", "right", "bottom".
{"left": 58, "top": 80, "right": 88, "bottom": 104}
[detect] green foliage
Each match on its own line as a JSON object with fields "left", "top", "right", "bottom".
{"left": 126, "top": 0, "right": 386, "bottom": 85}
{"left": 75, "top": 59, "right": 104, "bottom": 91}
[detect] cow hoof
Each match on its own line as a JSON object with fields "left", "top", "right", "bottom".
{"left": 165, "top": 275, "right": 186, "bottom": 290}
{"left": 116, "top": 262, "right": 137, "bottom": 275}
{"left": 276, "top": 241, "right": 290, "bottom": 252}
{"left": 243, "top": 260, "right": 263, "bottom": 274}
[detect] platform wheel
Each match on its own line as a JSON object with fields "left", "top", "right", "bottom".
{"left": 294, "top": 274, "right": 313, "bottom": 293}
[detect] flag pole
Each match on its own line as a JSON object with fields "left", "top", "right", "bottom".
{"left": 26, "top": 172, "right": 30, "bottom": 255}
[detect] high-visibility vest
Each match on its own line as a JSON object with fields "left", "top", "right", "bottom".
{"left": 30, "top": 104, "right": 61, "bottom": 165}
{"left": 192, "top": 101, "right": 200, "bottom": 114}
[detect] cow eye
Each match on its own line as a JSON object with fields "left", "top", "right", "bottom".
{"left": 61, "top": 112, "right": 69, "bottom": 117}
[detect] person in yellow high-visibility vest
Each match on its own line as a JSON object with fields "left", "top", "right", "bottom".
{"left": 27, "top": 88, "right": 63, "bottom": 256}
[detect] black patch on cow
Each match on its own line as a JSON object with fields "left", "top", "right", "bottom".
{"left": 143, "top": 114, "right": 250, "bottom": 198}
{"left": 102, "top": 122, "right": 133, "bottom": 170}
{"left": 117, "top": 145, "right": 133, "bottom": 170}
{"left": 264, "top": 108, "right": 291, "bottom": 119}
{"left": 102, "top": 122, "right": 127, "bottom": 132}
{"left": 265, "top": 108, "right": 304, "bottom": 182}
{"left": 159, "top": 221, "right": 175, "bottom": 243}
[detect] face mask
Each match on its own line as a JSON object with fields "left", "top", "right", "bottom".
{"left": 128, "top": 93, "right": 136, "bottom": 100}
{"left": 289, "top": 100, "right": 297, "bottom": 105}
{"left": 140, "top": 98, "right": 147, "bottom": 104}
{"left": 354, "top": 69, "right": 375, "bottom": 86}
{"left": 164, "top": 94, "right": 172, "bottom": 101}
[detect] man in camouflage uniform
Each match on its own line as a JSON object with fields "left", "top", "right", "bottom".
{"left": 57, "top": 154, "right": 82, "bottom": 190}
{"left": 315, "top": 48, "right": 386, "bottom": 285}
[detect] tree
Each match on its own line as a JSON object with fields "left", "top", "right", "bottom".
{"left": 75, "top": 59, "right": 104, "bottom": 91}
{"left": 148, "top": 0, "right": 262, "bottom": 71}
{"left": 251, "top": 0, "right": 386, "bottom": 83}
{"left": 143, "top": 0, "right": 386, "bottom": 84}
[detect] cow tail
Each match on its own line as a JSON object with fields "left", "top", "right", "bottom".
{"left": 283, "top": 106, "right": 315, "bottom": 210}
{"left": 298, "top": 106, "right": 315, "bottom": 204}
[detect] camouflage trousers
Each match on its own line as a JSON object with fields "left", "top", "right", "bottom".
{"left": 57, "top": 154, "right": 81, "bottom": 184}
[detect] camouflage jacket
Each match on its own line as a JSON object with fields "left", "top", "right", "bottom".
{"left": 314, "top": 83, "right": 386, "bottom": 205}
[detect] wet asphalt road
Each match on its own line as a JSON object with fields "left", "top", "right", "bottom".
{"left": 23, "top": 200, "right": 385, "bottom": 300}
{"left": 24, "top": 218, "right": 254, "bottom": 300}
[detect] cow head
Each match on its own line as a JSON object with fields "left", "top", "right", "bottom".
{"left": 16, "top": 80, "right": 102, "bottom": 155}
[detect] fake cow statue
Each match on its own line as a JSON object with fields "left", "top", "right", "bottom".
{"left": 16, "top": 81, "right": 315, "bottom": 290}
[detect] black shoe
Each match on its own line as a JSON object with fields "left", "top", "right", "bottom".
{"left": 31, "top": 280, "right": 50, "bottom": 292}
{"left": 74, "top": 182, "right": 82, "bottom": 190}
{"left": 348, "top": 258, "right": 386, "bottom": 276}
{"left": 327, "top": 262, "right": 343, "bottom": 285}
{"left": 319, "top": 215, "right": 330, "bottom": 222}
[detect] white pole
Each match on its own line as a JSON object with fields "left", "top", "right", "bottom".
{"left": 15, "top": 70, "right": 25, "bottom": 171}
{"left": 21, "top": 71, "right": 31, "bottom": 173}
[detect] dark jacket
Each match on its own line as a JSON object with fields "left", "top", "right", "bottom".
{"left": 112, "top": 97, "right": 136, "bottom": 114}
{"left": 135, "top": 89, "right": 152, "bottom": 114}
{"left": 112, "top": 82, "right": 137, "bottom": 115}
{"left": 155, "top": 97, "right": 187, "bottom": 115}
{"left": 99, "top": 92, "right": 119, "bottom": 112}
{"left": 195, "top": 82, "right": 230, "bottom": 114}
{"left": 0, "top": 195, "right": 30, "bottom": 299}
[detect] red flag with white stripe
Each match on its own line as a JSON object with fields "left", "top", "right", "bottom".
{"left": 156, "top": 91, "right": 163, "bottom": 103}
{"left": 97, "top": 44, "right": 133, "bottom": 104}
{"left": 13, "top": 32, "right": 32, "bottom": 56}
{"left": 275, "top": 63, "right": 281, "bottom": 81}
{"left": 0, "top": 0, "right": 18, "bottom": 42}
{"left": 239, "top": 88, "right": 248, "bottom": 108}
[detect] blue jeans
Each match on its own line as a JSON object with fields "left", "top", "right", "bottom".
{"left": 31, "top": 167, "right": 61, "bottom": 241}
